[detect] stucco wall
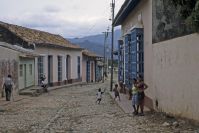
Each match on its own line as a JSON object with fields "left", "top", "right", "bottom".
{"left": 18, "top": 58, "right": 35, "bottom": 89}
{"left": 34, "top": 46, "right": 82, "bottom": 84}
{"left": 153, "top": 33, "right": 199, "bottom": 121}
{"left": 121, "top": 0, "right": 153, "bottom": 100}
{"left": 82, "top": 56, "right": 87, "bottom": 82}
{"left": 82, "top": 56, "right": 96, "bottom": 83}
{"left": 0, "top": 45, "right": 19, "bottom": 96}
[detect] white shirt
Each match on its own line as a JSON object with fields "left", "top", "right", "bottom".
{"left": 97, "top": 92, "right": 103, "bottom": 99}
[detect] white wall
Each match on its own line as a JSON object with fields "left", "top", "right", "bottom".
{"left": 121, "top": 0, "right": 153, "bottom": 99}
{"left": 34, "top": 46, "right": 82, "bottom": 84}
{"left": 153, "top": 33, "right": 199, "bottom": 121}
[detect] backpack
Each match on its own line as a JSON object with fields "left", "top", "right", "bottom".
{"left": 4, "top": 78, "right": 13, "bottom": 90}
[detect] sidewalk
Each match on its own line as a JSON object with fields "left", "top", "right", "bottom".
{"left": 109, "top": 91, "right": 150, "bottom": 114}
{"left": 0, "top": 82, "right": 97, "bottom": 107}
{"left": 0, "top": 94, "right": 28, "bottom": 107}
{"left": 19, "top": 81, "right": 97, "bottom": 96}
{"left": 109, "top": 91, "right": 133, "bottom": 114}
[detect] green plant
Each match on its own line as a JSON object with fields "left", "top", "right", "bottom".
{"left": 171, "top": 0, "right": 199, "bottom": 32}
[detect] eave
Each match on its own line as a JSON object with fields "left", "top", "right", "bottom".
{"left": 113, "top": 0, "right": 141, "bottom": 26}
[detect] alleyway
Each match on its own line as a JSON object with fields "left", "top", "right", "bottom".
{"left": 0, "top": 82, "right": 198, "bottom": 133}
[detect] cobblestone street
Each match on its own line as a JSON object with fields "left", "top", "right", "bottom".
{"left": 0, "top": 82, "right": 198, "bottom": 133}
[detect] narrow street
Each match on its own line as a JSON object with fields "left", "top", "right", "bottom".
{"left": 0, "top": 82, "right": 198, "bottom": 133}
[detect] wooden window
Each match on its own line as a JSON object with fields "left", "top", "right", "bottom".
{"left": 29, "top": 64, "right": 32, "bottom": 75}
{"left": 20, "top": 64, "right": 23, "bottom": 77}
{"left": 58, "top": 56, "right": 62, "bottom": 81}
{"left": 77, "top": 56, "right": 81, "bottom": 79}
{"left": 38, "top": 56, "right": 44, "bottom": 84}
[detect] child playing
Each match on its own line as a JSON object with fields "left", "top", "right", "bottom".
{"left": 113, "top": 84, "right": 120, "bottom": 101}
{"left": 96, "top": 88, "right": 105, "bottom": 104}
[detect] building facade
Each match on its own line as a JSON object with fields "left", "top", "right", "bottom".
{"left": 82, "top": 50, "right": 96, "bottom": 83}
{"left": 114, "top": 0, "right": 199, "bottom": 121}
{"left": 0, "top": 42, "right": 36, "bottom": 96}
{"left": 0, "top": 21, "right": 83, "bottom": 88}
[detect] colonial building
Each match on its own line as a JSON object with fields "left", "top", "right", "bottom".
{"left": 82, "top": 50, "right": 103, "bottom": 83}
{"left": 114, "top": 0, "right": 199, "bottom": 121}
{"left": 0, "top": 21, "right": 83, "bottom": 88}
{"left": 0, "top": 41, "right": 37, "bottom": 96}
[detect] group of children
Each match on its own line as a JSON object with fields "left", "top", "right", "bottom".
{"left": 95, "top": 76, "right": 148, "bottom": 116}
{"left": 95, "top": 85, "right": 121, "bottom": 105}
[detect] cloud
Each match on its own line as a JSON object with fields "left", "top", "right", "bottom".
{"left": 43, "top": 6, "right": 62, "bottom": 13}
{"left": 0, "top": 5, "right": 111, "bottom": 38}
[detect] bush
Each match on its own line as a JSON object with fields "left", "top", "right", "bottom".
{"left": 172, "top": 0, "right": 199, "bottom": 32}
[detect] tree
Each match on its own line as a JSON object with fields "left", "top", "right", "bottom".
{"left": 172, "top": 0, "right": 199, "bottom": 32}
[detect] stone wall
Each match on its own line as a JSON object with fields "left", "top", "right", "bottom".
{"left": 152, "top": 0, "right": 193, "bottom": 43}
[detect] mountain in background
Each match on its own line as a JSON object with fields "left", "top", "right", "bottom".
{"left": 68, "top": 29, "right": 121, "bottom": 57}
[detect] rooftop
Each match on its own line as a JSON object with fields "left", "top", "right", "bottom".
{"left": 0, "top": 21, "right": 80, "bottom": 49}
{"left": 113, "top": 0, "right": 140, "bottom": 26}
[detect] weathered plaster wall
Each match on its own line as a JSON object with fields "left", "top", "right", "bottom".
{"left": 34, "top": 46, "right": 82, "bottom": 84}
{"left": 121, "top": 0, "right": 153, "bottom": 103}
{"left": 152, "top": 0, "right": 193, "bottom": 43}
{"left": 0, "top": 45, "right": 19, "bottom": 96}
{"left": 82, "top": 56, "right": 87, "bottom": 82}
{"left": 152, "top": 33, "right": 199, "bottom": 121}
{"left": 82, "top": 56, "right": 96, "bottom": 83}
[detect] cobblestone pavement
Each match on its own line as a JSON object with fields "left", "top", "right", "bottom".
{"left": 0, "top": 82, "right": 198, "bottom": 133}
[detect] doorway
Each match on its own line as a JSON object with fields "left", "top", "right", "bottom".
{"left": 48, "top": 55, "right": 53, "bottom": 86}
{"left": 66, "top": 55, "right": 71, "bottom": 80}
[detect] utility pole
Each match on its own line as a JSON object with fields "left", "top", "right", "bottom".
{"left": 102, "top": 32, "right": 106, "bottom": 83}
{"left": 110, "top": 0, "right": 115, "bottom": 91}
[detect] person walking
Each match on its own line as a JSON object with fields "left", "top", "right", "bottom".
{"left": 137, "top": 75, "right": 148, "bottom": 116}
{"left": 3, "top": 75, "right": 14, "bottom": 101}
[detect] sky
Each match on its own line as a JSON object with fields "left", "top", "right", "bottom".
{"left": 0, "top": 0, "right": 125, "bottom": 38}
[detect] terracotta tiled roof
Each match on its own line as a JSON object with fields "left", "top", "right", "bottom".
{"left": 0, "top": 41, "right": 38, "bottom": 57}
{"left": 82, "top": 50, "right": 98, "bottom": 57}
{"left": 0, "top": 21, "right": 80, "bottom": 49}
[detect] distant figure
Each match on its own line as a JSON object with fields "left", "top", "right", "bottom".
{"left": 3, "top": 75, "right": 14, "bottom": 101}
{"left": 119, "top": 81, "right": 124, "bottom": 93}
{"left": 104, "top": 72, "right": 108, "bottom": 80}
{"left": 113, "top": 84, "right": 120, "bottom": 101}
{"left": 41, "top": 75, "right": 48, "bottom": 93}
{"left": 96, "top": 88, "right": 105, "bottom": 104}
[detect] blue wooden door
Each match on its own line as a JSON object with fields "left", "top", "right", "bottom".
{"left": 124, "top": 28, "right": 144, "bottom": 89}
{"left": 86, "top": 61, "right": 90, "bottom": 82}
{"left": 131, "top": 28, "right": 144, "bottom": 79}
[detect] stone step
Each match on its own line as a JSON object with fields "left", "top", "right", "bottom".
{"left": 19, "top": 86, "right": 44, "bottom": 97}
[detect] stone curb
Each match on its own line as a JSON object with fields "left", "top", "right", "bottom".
{"left": 20, "top": 82, "right": 102, "bottom": 97}
{"left": 108, "top": 91, "right": 132, "bottom": 114}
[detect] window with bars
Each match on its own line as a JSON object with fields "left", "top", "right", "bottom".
{"left": 58, "top": 56, "right": 62, "bottom": 82}
{"left": 20, "top": 64, "right": 23, "bottom": 77}
{"left": 77, "top": 56, "right": 81, "bottom": 79}
{"left": 29, "top": 64, "right": 32, "bottom": 75}
{"left": 38, "top": 56, "right": 44, "bottom": 84}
